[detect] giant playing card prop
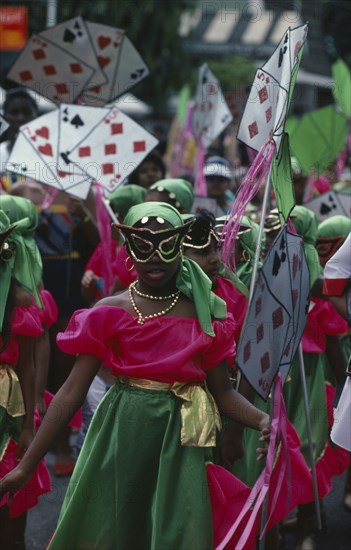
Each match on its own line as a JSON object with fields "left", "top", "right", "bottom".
{"left": 7, "top": 18, "right": 149, "bottom": 105}
{"left": 222, "top": 24, "right": 308, "bottom": 269}
{"left": 192, "top": 64, "right": 232, "bottom": 149}
{"left": 236, "top": 226, "right": 310, "bottom": 400}
{"left": 238, "top": 24, "right": 308, "bottom": 152}
{"left": 6, "top": 104, "right": 158, "bottom": 198}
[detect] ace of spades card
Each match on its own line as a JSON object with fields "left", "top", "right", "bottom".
{"left": 82, "top": 21, "right": 149, "bottom": 106}
{"left": 66, "top": 106, "right": 158, "bottom": 192}
{"left": 57, "top": 104, "right": 110, "bottom": 173}
{"left": 39, "top": 16, "right": 107, "bottom": 89}
{"left": 192, "top": 64, "right": 232, "bottom": 149}
{"left": 7, "top": 35, "right": 95, "bottom": 104}
{"left": 304, "top": 191, "right": 349, "bottom": 222}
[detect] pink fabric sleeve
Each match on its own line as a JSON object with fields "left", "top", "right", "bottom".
{"left": 37, "top": 290, "right": 59, "bottom": 328}
{"left": 316, "top": 298, "right": 348, "bottom": 336}
{"left": 11, "top": 306, "right": 44, "bottom": 337}
{"left": 56, "top": 307, "right": 116, "bottom": 360}
{"left": 202, "top": 316, "right": 236, "bottom": 371}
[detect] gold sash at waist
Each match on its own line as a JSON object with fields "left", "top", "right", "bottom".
{"left": 0, "top": 363, "right": 26, "bottom": 417}
{"left": 118, "top": 376, "right": 221, "bottom": 448}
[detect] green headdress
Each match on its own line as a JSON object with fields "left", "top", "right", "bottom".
{"left": 0, "top": 196, "right": 43, "bottom": 330}
{"left": 149, "top": 179, "right": 194, "bottom": 212}
{"left": 108, "top": 184, "right": 146, "bottom": 221}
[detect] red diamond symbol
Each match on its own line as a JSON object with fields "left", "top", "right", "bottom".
{"left": 265, "top": 106, "right": 272, "bottom": 122}
{"left": 78, "top": 146, "right": 91, "bottom": 158}
{"left": 272, "top": 307, "right": 284, "bottom": 329}
{"left": 19, "top": 70, "right": 33, "bottom": 82}
{"left": 259, "top": 86, "right": 268, "bottom": 103}
{"left": 248, "top": 122, "right": 258, "bottom": 139}
{"left": 111, "top": 123, "right": 123, "bottom": 135}
{"left": 105, "top": 143, "right": 116, "bottom": 155}
{"left": 70, "top": 63, "right": 83, "bottom": 74}
{"left": 260, "top": 352, "right": 270, "bottom": 373}
{"left": 243, "top": 341, "right": 251, "bottom": 363}
{"left": 133, "top": 141, "right": 146, "bottom": 153}
{"left": 102, "top": 163, "right": 114, "bottom": 175}
{"left": 33, "top": 48, "right": 46, "bottom": 60}
{"left": 55, "top": 83, "right": 69, "bottom": 95}
{"left": 255, "top": 296, "right": 262, "bottom": 317}
{"left": 43, "top": 65, "right": 57, "bottom": 76}
{"left": 292, "top": 288, "right": 298, "bottom": 308}
{"left": 256, "top": 323, "right": 264, "bottom": 344}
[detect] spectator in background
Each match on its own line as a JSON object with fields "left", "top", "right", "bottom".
{"left": 0, "top": 88, "right": 39, "bottom": 191}
{"left": 203, "top": 156, "right": 235, "bottom": 213}
{"left": 128, "top": 150, "right": 166, "bottom": 189}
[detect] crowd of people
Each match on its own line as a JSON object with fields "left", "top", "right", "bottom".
{"left": 0, "top": 87, "right": 350, "bottom": 550}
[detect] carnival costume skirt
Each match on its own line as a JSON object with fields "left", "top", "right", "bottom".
{"left": 48, "top": 380, "right": 215, "bottom": 550}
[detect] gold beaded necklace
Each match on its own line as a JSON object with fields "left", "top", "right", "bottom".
{"left": 133, "top": 282, "right": 179, "bottom": 301}
{"left": 128, "top": 281, "right": 180, "bottom": 325}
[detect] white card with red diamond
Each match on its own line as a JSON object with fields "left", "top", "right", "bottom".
{"left": 236, "top": 227, "right": 310, "bottom": 399}
{"left": 7, "top": 35, "right": 95, "bottom": 103}
{"left": 192, "top": 64, "right": 232, "bottom": 149}
{"left": 237, "top": 69, "right": 287, "bottom": 152}
{"left": 66, "top": 106, "right": 158, "bottom": 191}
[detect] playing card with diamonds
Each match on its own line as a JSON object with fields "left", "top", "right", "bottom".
{"left": 7, "top": 35, "right": 95, "bottom": 103}
{"left": 82, "top": 21, "right": 149, "bottom": 106}
{"left": 237, "top": 69, "right": 287, "bottom": 152}
{"left": 236, "top": 226, "right": 310, "bottom": 399}
{"left": 39, "top": 16, "right": 107, "bottom": 89}
{"left": 192, "top": 64, "right": 232, "bottom": 149}
{"left": 67, "top": 106, "right": 158, "bottom": 191}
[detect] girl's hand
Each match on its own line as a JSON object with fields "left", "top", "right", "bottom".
{"left": 36, "top": 395, "right": 47, "bottom": 418}
{"left": 0, "top": 466, "right": 32, "bottom": 504}
{"left": 15, "top": 428, "right": 34, "bottom": 461}
{"left": 81, "top": 270, "right": 97, "bottom": 288}
{"left": 257, "top": 414, "right": 270, "bottom": 461}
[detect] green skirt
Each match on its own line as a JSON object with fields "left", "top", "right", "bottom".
{"left": 48, "top": 381, "right": 213, "bottom": 550}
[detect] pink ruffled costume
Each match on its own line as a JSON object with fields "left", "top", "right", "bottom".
{"left": 0, "top": 305, "right": 51, "bottom": 518}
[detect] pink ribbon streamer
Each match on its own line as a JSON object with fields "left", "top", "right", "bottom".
{"left": 42, "top": 187, "right": 59, "bottom": 210}
{"left": 94, "top": 181, "right": 114, "bottom": 296}
{"left": 221, "top": 140, "right": 276, "bottom": 271}
{"left": 215, "top": 374, "right": 288, "bottom": 550}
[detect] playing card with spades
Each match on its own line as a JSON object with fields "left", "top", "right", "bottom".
{"left": 57, "top": 104, "right": 110, "bottom": 173}
{"left": 39, "top": 16, "right": 108, "bottom": 89}
{"left": 7, "top": 35, "right": 95, "bottom": 103}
